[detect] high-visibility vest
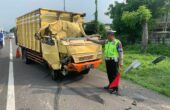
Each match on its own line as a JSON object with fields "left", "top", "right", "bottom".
{"left": 104, "top": 39, "right": 120, "bottom": 58}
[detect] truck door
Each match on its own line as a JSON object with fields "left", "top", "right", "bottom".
{"left": 41, "top": 37, "right": 61, "bottom": 70}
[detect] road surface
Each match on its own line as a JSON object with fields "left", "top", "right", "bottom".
{"left": 0, "top": 39, "right": 170, "bottom": 110}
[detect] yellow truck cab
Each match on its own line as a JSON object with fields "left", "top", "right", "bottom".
{"left": 16, "top": 8, "right": 102, "bottom": 80}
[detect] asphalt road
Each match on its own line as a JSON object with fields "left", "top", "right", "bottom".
{"left": 0, "top": 39, "right": 170, "bottom": 110}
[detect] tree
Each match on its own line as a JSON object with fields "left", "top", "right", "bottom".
{"left": 10, "top": 27, "right": 16, "bottom": 33}
{"left": 106, "top": 0, "right": 166, "bottom": 44}
{"left": 106, "top": 1, "right": 142, "bottom": 44}
{"left": 84, "top": 0, "right": 107, "bottom": 38}
{"left": 162, "top": 0, "right": 170, "bottom": 31}
{"left": 84, "top": 21, "right": 106, "bottom": 39}
{"left": 122, "top": 6, "right": 152, "bottom": 52}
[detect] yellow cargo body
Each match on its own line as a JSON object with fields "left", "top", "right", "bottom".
{"left": 16, "top": 8, "right": 85, "bottom": 52}
{"left": 16, "top": 8, "right": 102, "bottom": 80}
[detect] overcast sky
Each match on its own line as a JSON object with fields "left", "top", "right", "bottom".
{"left": 0, "top": 0, "right": 123, "bottom": 31}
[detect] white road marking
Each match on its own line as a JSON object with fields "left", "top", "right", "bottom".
{"left": 6, "top": 39, "right": 15, "bottom": 110}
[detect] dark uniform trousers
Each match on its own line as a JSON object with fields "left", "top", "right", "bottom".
{"left": 105, "top": 59, "right": 119, "bottom": 89}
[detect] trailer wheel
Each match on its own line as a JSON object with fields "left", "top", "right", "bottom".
{"left": 81, "top": 69, "right": 90, "bottom": 75}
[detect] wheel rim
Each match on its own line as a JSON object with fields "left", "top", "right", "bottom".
{"left": 61, "top": 69, "right": 68, "bottom": 76}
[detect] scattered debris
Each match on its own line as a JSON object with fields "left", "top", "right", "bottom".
{"left": 132, "top": 100, "right": 137, "bottom": 106}
{"left": 124, "top": 60, "right": 141, "bottom": 74}
{"left": 125, "top": 107, "right": 132, "bottom": 110}
{"left": 152, "top": 56, "right": 167, "bottom": 64}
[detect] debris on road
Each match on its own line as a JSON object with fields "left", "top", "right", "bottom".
{"left": 125, "top": 107, "right": 132, "bottom": 110}
{"left": 132, "top": 100, "right": 137, "bottom": 106}
{"left": 124, "top": 60, "right": 141, "bottom": 74}
{"left": 152, "top": 55, "right": 167, "bottom": 64}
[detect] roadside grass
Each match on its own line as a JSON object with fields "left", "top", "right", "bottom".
{"left": 98, "top": 44, "right": 170, "bottom": 96}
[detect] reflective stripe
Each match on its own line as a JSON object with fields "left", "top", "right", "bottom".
{"left": 105, "top": 57, "right": 118, "bottom": 62}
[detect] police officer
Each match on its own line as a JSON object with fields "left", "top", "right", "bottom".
{"left": 87, "top": 30, "right": 123, "bottom": 94}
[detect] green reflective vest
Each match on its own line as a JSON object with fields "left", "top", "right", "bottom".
{"left": 104, "top": 39, "right": 120, "bottom": 58}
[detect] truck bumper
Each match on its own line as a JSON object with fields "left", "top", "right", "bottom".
{"left": 67, "top": 59, "right": 102, "bottom": 72}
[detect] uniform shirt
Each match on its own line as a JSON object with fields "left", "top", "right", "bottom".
{"left": 89, "top": 38, "right": 124, "bottom": 65}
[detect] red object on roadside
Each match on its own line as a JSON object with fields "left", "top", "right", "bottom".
{"left": 109, "top": 73, "right": 121, "bottom": 89}
{"left": 16, "top": 47, "right": 21, "bottom": 58}
{"left": 109, "top": 65, "right": 122, "bottom": 89}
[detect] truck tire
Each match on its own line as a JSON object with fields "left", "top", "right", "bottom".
{"left": 51, "top": 70, "right": 64, "bottom": 80}
{"left": 51, "top": 70, "right": 58, "bottom": 80}
{"left": 80, "top": 69, "right": 90, "bottom": 75}
{"left": 22, "top": 48, "right": 32, "bottom": 64}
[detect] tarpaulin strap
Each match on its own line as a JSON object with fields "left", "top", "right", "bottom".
{"left": 109, "top": 73, "right": 121, "bottom": 89}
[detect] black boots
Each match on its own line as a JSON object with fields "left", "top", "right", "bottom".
{"left": 104, "top": 86, "right": 119, "bottom": 95}
{"left": 109, "top": 87, "right": 119, "bottom": 95}
{"left": 104, "top": 86, "right": 109, "bottom": 90}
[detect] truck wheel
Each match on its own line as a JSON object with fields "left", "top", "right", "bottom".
{"left": 51, "top": 70, "right": 58, "bottom": 80}
{"left": 61, "top": 68, "right": 68, "bottom": 76}
{"left": 22, "top": 49, "right": 32, "bottom": 64}
{"left": 81, "top": 69, "right": 90, "bottom": 75}
{"left": 51, "top": 70, "right": 64, "bottom": 80}
{"left": 25, "top": 57, "right": 32, "bottom": 64}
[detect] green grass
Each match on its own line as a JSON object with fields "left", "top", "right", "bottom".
{"left": 98, "top": 44, "right": 170, "bottom": 96}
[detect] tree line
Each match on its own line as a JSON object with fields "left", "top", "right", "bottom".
{"left": 85, "top": 0, "right": 170, "bottom": 52}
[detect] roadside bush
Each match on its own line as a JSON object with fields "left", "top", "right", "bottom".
{"left": 124, "top": 44, "right": 170, "bottom": 57}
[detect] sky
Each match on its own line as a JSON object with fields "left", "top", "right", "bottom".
{"left": 0, "top": 0, "right": 123, "bottom": 31}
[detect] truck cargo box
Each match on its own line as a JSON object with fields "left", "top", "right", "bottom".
{"left": 16, "top": 8, "right": 85, "bottom": 52}
{"left": 16, "top": 8, "right": 102, "bottom": 79}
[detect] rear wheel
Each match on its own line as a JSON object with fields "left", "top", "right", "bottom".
{"left": 22, "top": 49, "right": 32, "bottom": 64}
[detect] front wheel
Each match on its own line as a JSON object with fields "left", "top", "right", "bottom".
{"left": 51, "top": 69, "right": 64, "bottom": 80}
{"left": 51, "top": 70, "right": 58, "bottom": 80}
{"left": 80, "top": 69, "right": 90, "bottom": 75}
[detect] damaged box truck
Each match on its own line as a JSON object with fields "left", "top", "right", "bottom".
{"left": 16, "top": 8, "right": 102, "bottom": 80}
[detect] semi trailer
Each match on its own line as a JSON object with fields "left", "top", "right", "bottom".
{"left": 16, "top": 8, "right": 102, "bottom": 80}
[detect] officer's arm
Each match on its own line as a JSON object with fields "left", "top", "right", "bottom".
{"left": 87, "top": 38, "right": 106, "bottom": 45}
{"left": 117, "top": 42, "right": 124, "bottom": 66}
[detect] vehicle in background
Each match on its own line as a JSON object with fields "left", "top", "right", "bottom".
{"left": 16, "top": 8, "right": 102, "bottom": 80}
{"left": 5, "top": 33, "right": 15, "bottom": 39}
{"left": 0, "top": 32, "right": 4, "bottom": 49}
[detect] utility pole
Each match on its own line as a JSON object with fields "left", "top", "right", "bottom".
{"left": 64, "top": 0, "right": 66, "bottom": 11}
{"left": 95, "top": 0, "right": 98, "bottom": 22}
{"left": 95, "top": 0, "right": 99, "bottom": 33}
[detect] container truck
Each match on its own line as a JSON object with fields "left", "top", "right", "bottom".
{"left": 16, "top": 8, "right": 102, "bottom": 80}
